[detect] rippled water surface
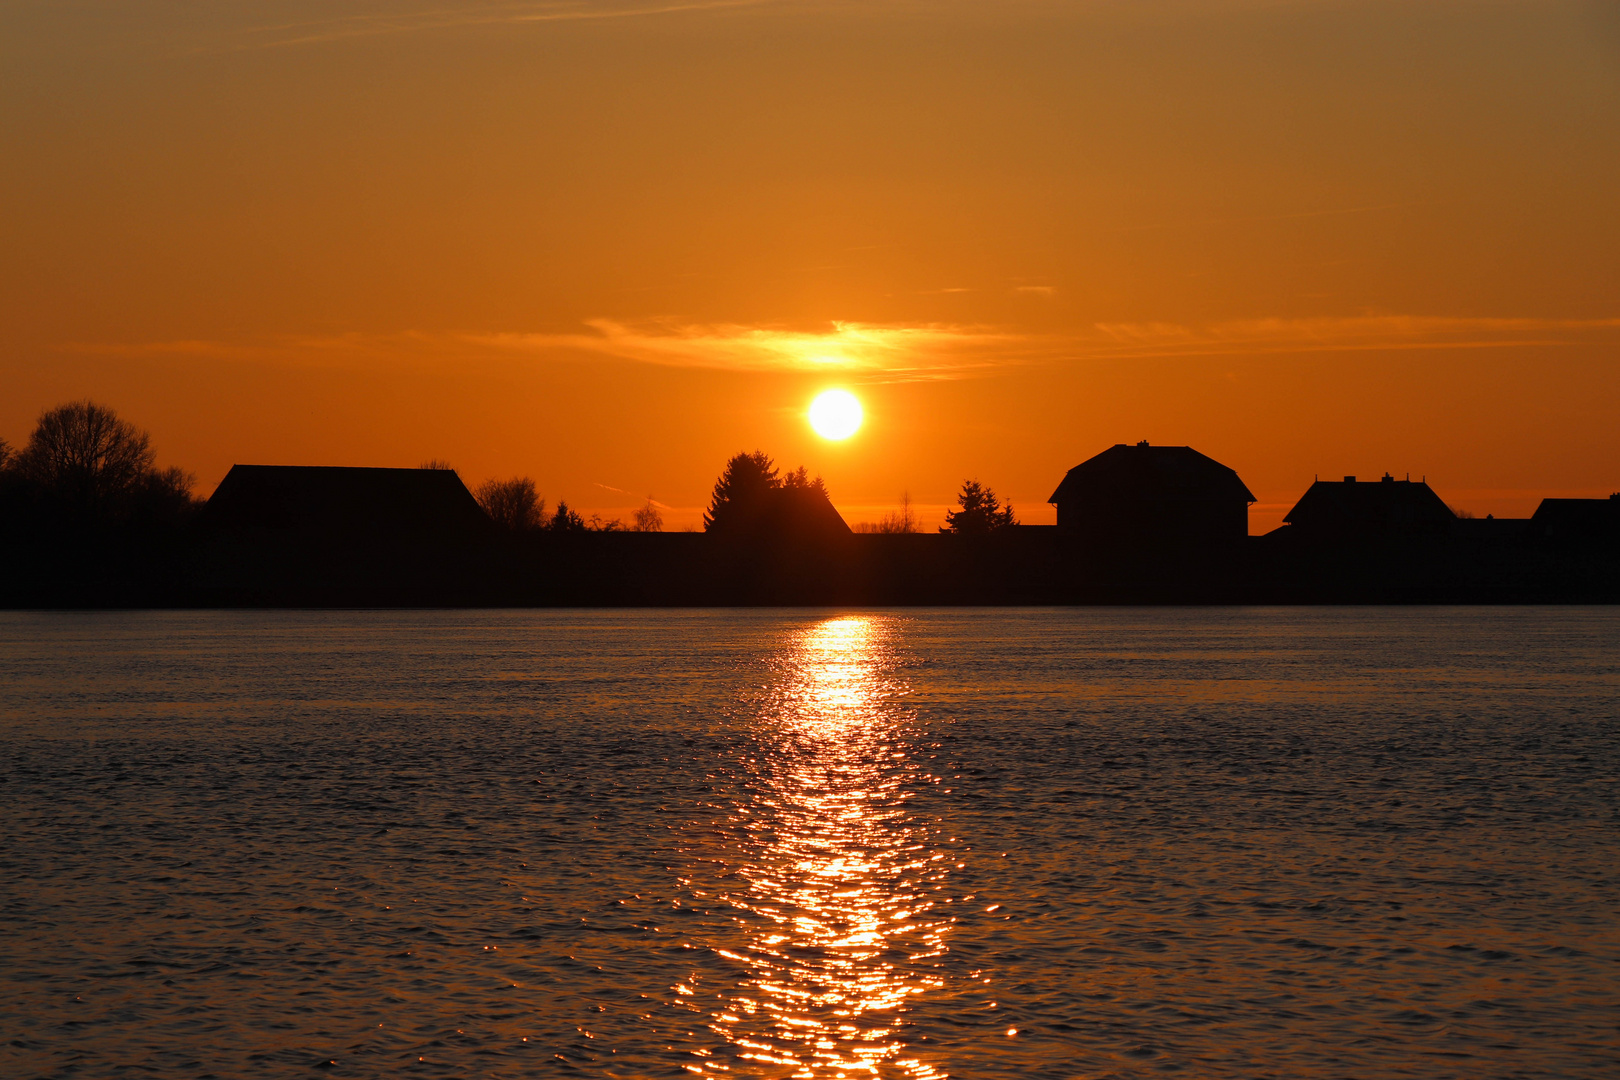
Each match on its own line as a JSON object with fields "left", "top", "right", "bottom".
{"left": 1, "top": 608, "right": 1618, "bottom": 1079}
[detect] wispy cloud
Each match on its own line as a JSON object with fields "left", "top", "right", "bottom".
{"left": 471, "top": 319, "right": 1027, "bottom": 378}
{"left": 594, "top": 482, "right": 671, "bottom": 507}
{"left": 67, "top": 314, "right": 1620, "bottom": 376}
{"left": 65, "top": 319, "right": 1024, "bottom": 379}
{"left": 1112, "top": 200, "right": 1427, "bottom": 234}
{"left": 1081, "top": 315, "right": 1620, "bottom": 358}
{"left": 224, "top": 0, "right": 774, "bottom": 51}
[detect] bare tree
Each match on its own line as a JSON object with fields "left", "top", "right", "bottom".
{"left": 0, "top": 436, "right": 12, "bottom": 473}
{"left": 858, "top": 490, "right": 918, "bottom": 533}
{"left": 475, "top": 476, "right": 545, "bottom": 532}
{"left": 419, "top": 459, "right": 455, "bottom": 471}
{"left": 17, "top": 401, "right": 156, "bottom": 503}
{"left": 632, "top": 498, "right": 664, "bottom": 533}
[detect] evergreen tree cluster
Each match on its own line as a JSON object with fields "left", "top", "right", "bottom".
{"left": 704, "top": 451, "right": 846, "bottom": 542}
{"left": 941, "top": 479, "right": 1017, "bottom": 534}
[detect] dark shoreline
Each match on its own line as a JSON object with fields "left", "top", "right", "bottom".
{"left": 5, "top": 527, "right": 1617, "bottom": 608}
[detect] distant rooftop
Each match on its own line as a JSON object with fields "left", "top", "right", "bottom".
{"left": 203, "top": 465, "right": 489, "bottom": 536}
{"left": 1529, "top": 495, "right": 1620, "bottom": 542}
{"left": 1283, "top": 473, "right": 1454, "bottom": 529}
{"left": 1049, "top": 442, "right": 1255, "bottom": 505}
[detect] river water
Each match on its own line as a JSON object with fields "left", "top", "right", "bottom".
{"left": 1, "top": 608, "right": 1616, "bottom": 1078}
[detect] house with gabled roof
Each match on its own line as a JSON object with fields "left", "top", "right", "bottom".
{"left": 203, "top": 465, "right": 490, "bottom": 538}
{"left": 1047, "top": 442, "right": 1255, "bottom": 554}
{"left": 194, "top": 465, "right": 494, "bottom": 602}
{"left": 1281, "top": 473, "right": 1454, "bottom": 540}
{"left": 1529, "top": 493, "right": 1619, "bottom": 546}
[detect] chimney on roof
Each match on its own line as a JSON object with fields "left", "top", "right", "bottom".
{"left": 1382, "top": 473, "right": 1393, "bottom": 483}
{"left": 1344, "top": 475, "right": 1356, "bottom": 483}
{"left": 1137, "top": 440, "right": 1149, "bottom": 447}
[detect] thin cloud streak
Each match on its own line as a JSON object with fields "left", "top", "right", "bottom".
{"left": 61, "top": 322, "right": 1022, "bottom": 379}
{"left": 595, "top": 482, "right": 672, "bottom": 509}
{"left": 66, "top": 315, "right": 1620, "bottom": 375}
{"left": 1112, "top": 200, "right": 1429, "bottom": 234}
{"left": 1083, "top": 316, "right": 1620, "bottom": 359}
{"left": 471, "top": 319, "right": 1027, "bottom": 378}
{"left": 228, "top": 0, "right": 775, "bottom": 51}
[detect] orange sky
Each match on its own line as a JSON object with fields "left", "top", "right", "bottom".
{"left": 3, "top": 0, "right": 1617, "bottom": 531}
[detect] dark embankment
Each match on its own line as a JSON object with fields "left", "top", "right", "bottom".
{"left": 5, "top": 520, "right": 1616, "bottom": 607}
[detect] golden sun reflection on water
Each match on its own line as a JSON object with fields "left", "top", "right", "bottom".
{"left": 680, "top": 616, "right": 953, "bottom": 1078}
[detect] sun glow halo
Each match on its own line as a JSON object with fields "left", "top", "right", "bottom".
{"left": 809, "top": 389, "right": 863, "bottom": 440}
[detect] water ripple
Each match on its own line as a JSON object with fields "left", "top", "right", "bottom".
{"left": 0, "top": 607, "right": 1617, "bottom": 1078}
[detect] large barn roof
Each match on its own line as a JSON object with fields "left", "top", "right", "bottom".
{"left": 1048, "top": 443, "right": 1255, "bottom": 504}
{"left": 203, "top": 465, "right": 489, "bottom": 536}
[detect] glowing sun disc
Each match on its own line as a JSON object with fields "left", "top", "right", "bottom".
{"left": 809, "top": 389, "right": 863, "bottom": 440}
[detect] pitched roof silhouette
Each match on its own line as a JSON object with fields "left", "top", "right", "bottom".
{"left": 1529, "top": 494, "right": 1620, "bottom": 542}
{"left": 203, "top": 465, "right": 489, "bottom": 536}
{"left": 707, "top": 482, "right": 853, "bottom": 541}
{"left": 1048, "top": 442, "right": 1255, "bottom": 505}
{"left": 1283, "top": 474, "right": 1453, "bottom": 529}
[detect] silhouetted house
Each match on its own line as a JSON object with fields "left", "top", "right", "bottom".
{"left": 1048, "top": 442, "right": 1255, "bottom": 555}
{"left": 203, "top": 465, "right": 489, "bottom": 537}
{"left": 194, "top": 465, "right": 494, "bottom": 602}
{"left": 1529, "top": 494, "right": 1620, "bottom": 547}
{"left": 1281, "top": 473, "right": 1454, "bottom": 542}
{"left": 777, "top": 485, "right": 854, "bottom": 542}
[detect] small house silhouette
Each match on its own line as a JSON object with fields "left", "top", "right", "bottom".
{"left": 1048, "top": 442, "right": 1255, "bottom": 554}
{"left": 1529, "top": 493, "right": 1620, "bottom": 546}
{"left": 1282, "top": 473, "right": 1454, "bottom": 539}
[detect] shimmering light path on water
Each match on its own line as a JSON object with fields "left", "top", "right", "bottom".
{"left": 685, "top": 617, "right": 950, "bottom": 1077}
{"left": 1, "top": 608, "right": 1618, "bottom": 1078}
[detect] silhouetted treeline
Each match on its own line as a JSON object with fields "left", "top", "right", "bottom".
{"left": 2, "top": 419, "right": 1617, "bottom": 607}
{"left": 473, "top": 474, "right": 662, "bottom": 534}
{"left": 0, "top": 402, "right": 201, "bottom": 605}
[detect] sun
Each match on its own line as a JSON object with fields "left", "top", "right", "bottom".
{"left": 809, "top": 389, "right": 863, "bottom": 440}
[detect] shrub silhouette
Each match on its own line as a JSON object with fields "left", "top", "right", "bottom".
{"left": 856, "top": 491, "right": 919, "bottom": 533}
{"left": 476, "top": 476, "right": 545, "bottom": 532}
{"left": 941, "top": 479, "right": 1016, "bottom": 534}
{"left": 134, "top": 466, "right": 200, "bottom": 520}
